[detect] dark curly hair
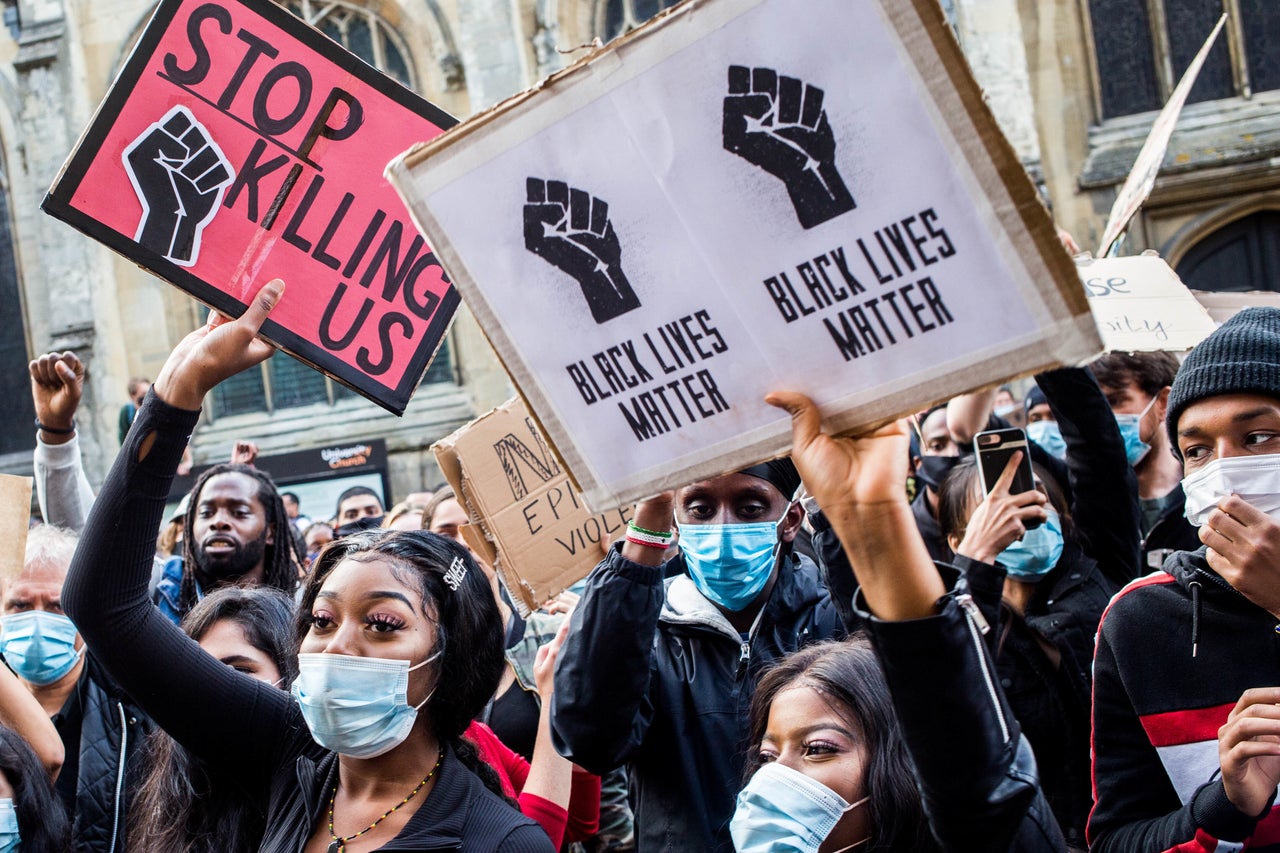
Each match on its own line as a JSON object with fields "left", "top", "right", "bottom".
{"left": 297, "top": 529, "right": 509, "bottom": 799}
{"left": 179, "top": 464, "right": 301, "bottom": 616}
{"left": 0, "top": 724, "right": 71, "bottom": 851}
{"left": 744, "top": 638, "right": 937, "bottom": 853}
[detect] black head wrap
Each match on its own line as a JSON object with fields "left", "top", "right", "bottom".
{"left": 739, "top": 458, "right": 802, "bottom": 501}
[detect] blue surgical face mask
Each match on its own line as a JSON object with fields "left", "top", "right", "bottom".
{"left": 1026, "top": 420, "right": 1067, "bottom": 460}
{"left": 0, "top": 799, "right": 18, "bottom": 853}
{"left": 1114, "top": 396, "right": 1158, "bottom": 467}
{"left": 678, "top": 518, "right": 783, "bottom": 612}
{"left": 292, "top": 650, "right": 440, "bottom": 759}
{"left": 0, "top": 611, "right": 83, "bottom": 686}
{"left": 731, "top": 761, "right": 869, "bottom": 853}
{"left": 998, "top": 509, "right": 1064, "bottom": 582}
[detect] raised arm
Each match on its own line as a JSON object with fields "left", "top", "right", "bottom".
{"left": 767, "top": 391, "right": 1065, "bottom": 853}
{"left": 29, "top": 353, "right": 95, "bottom": 531}
{"left": 62, "top": 281, "right": 305, "bottom": 783}
{"left": 0, "top": 659, "right": 62, "bottom": 781}
{"left": 551, "top": 495, "right": 669, "bottom": 773}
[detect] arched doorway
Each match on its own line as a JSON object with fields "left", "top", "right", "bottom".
{"left": 1175, "top": 210, "right": 1280, "bottom": 293}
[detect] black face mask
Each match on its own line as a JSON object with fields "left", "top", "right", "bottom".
{"left": 915, "top": 455, "right": 962, "bottom": 492}
{"left": 335, "top": 516, "right": 384, "bottom": 538}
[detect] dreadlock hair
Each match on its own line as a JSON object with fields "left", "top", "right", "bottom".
{"left": 179, "top": 463, "right": 301, "bottom": 618}
{"left": 298, "top": 529, "right": 512, "bottom": 803}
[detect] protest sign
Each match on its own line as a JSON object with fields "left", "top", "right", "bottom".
{"left": 434, "top": 397, "right": 633, "bottom": 615}
{"left": 1097, "top": 14, "right": 1226, "bottom": 258}
{"left": 42, "top": 0, "right": 459, "bottom": 414}
{"left": 0, "top": 476, "right": 32, "bottom": 579}
{"left": 388, "top": 0, "right": 1102, "bottom": 510}
{"left": 1078, "top": 253, "right": 1218, "bottom": 352}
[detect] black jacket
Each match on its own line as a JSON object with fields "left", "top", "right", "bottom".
{"left": 957, "top": 546, "right": 1114, "bottom": 849}
{"left": 1089, "top": 548, "right": 1280, "bottom": 850}
{"left": 63, "top": 393, "right": 553, "bottom": 853}
{"left": 49, "top": 655, "right": 153, "bottom": 853}
{"left": 551, "top": 546, "right": 843, "bottom": 853}
{"left": 858, "top": 583, "right": 1066, "bottom": 853}
{"left": 1139, "top": 483, "right": 1201, "bottom": 572}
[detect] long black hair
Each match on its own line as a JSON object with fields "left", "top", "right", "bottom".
{"left": 0, "top": 725, "right": 71, "bottom": 851}
{"left": 935, "top": 457, "right": 1074, "bottom": 549}
{"left": 179, "top": 463, "right": 301, "bottom": 615}
{"left": 298, "top": 529, "right": 509, "bottom": 799}
{"left": 744, "top": 637, "right": 937, "bottom": 853}
{"left": 128, "top": 586, "right": 299, "bottom": 853}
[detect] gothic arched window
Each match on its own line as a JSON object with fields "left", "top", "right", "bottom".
{"left": 281, "top": 0, "right": 415, "bottom": 87}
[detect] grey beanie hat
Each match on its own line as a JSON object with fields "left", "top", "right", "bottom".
{"left": 1166, "top": 307, "right": 1280, "bottom": 451}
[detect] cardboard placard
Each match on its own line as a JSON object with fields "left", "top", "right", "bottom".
{"left": 42, "top": 0, "right": 459, "bottom": 415}
{"left": 435, "top": 398, "right": 633, "bottom": 615}
{"left": 0, "top": 476, "right": 33, "bottom": 579}
{"left": 389, "top": 0, "right": 1101, "bottom": 510}
{"left": 1078, "top": 253, "right": 1218, "bottom": 352}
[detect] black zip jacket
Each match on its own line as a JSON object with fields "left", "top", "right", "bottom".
{"left": 1089, "top": 547, "right": 1280, "bottom": 850}
{"left": 1139, "top": 483, "right": 1201, "bottom": 572}
{"left": 63, "top": 393, "right": 553, "bottom": 853}
{"left": 856, "top": 583, "right": 1066, "bottom": 853}
{"left": 551, "top": 546, "right": 843, "bottom": 853}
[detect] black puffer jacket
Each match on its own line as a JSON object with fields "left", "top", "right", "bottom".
{"left": 49, "top": 656, "right": 153, "bottom": 853}
{"left": 551, "top": 546, "right": 843, "bottom": 853}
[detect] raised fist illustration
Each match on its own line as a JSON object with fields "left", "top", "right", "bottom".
{"left": 723, "top": 65, "right": 855, "bottom": 229}
{"left": 123, "top": 105, "right": 234, "bottom": 267}
{"left": 524, "top": 178, "right": 640, "bottom": 324}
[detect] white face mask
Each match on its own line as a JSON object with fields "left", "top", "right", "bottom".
{"left": 730, "top": 761, "right": 870, "bottom": 853}
{"left": 1182, "top": 455, "right": 1280, "bottom": 526}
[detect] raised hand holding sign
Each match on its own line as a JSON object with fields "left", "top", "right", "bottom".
{"left": 122, "top": 105, "right": 234, "bottom": 266}
{"left": 523, "top": 177, "right": 640, "bottom": 324}
{"left": 723, "top": 65, "right": 855, "bottom": 229}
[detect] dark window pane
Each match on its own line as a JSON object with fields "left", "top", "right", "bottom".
{"left": 0, "top": 186, "right": 35, "bottom": 455}
{"left": 422, "top": 337, "right": 454, "bottom": 385}
{"left": 269, "top": 353, "right": 330, "bottom": 409}
{"left": 1166, "top": 0, "right": 1234, "bottom": 105}
{"left": 602, "top": 0, "right": 682, "bottom": 41}
{"left": 346, "top": 16, "right": 375, "bottom": 66}
{"left": 1240, "top": 0, "right": 1280, "bottom": 93}
{"left": 212, "top": 367, "right": 267, "bottom": 417}
{"left": 1089, "top": 0, "right": 1161, "bottom": 117}
{"left": 383, "top": 39, "right": 412, "bottom": 87}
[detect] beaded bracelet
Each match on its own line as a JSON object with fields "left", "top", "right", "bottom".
{"left": 626, "top": 520, "right": 674, "bottom": 549}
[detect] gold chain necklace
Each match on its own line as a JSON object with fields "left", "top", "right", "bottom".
{"left": 326, "top": 750, "right": 442, "bottom": 853}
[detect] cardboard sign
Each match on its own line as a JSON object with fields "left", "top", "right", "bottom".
{"left": 0, "top": 476, "right": 32, "bottom": 579}
{"left": 434, "top": 398, "right": 633, "bottom": 615}
{"left": 1078, "top": 253, "right": 1218, "bottom": 352}
{"left": 389, "top": 0, "right": 1101, "bottom": 510}
{"left": 42, "top": 0, "right": 459, "bottom": 414}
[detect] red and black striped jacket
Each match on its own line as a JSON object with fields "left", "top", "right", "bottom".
{"left": 1089, "top": 547, "right": 1280, "bottom": 851}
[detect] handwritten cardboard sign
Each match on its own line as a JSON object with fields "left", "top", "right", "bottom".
{"left": 1078, "top": 253, "right": 1218, "bottom": 352}
{"left": 0, "top": 476, "right": 32, "bottom": 580}
{"left": 42, "top": 0, "right": 459, "bottom": 414}
{"left": 389, "top": 0, "right": 1101, "bottom": 510}
{"left": 434, "top": 398, "right": 633, "bottom": 615}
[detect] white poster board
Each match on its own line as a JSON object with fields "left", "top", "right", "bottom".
{"left": 1079, "top": 253, "right": 1218, "bottom": 352}
{"left": 387, "top": 0, "right": 1101, "bottom": 510}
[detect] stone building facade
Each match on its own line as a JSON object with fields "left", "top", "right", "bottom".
{"left": 0, "top": 0, "right": 1276, "bottom": 506}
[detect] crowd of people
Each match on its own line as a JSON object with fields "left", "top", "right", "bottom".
{"left": 2, "top": 272, "right": 1280, "bottom": 852}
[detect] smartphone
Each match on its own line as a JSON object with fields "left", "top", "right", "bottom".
{"left": 973, "top": 428, "right": 1040, "bottom": 527}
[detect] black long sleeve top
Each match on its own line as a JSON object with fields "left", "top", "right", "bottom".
{"left": 62, "top": 391, "right": 551, "bottom": 853}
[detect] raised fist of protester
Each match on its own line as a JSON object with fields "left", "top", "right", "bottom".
{"left": 1201, "top": 496, "right": 1280, "bottom": 616}
{"left": 125, "top": 107, "right": 233, "bottom": 265}
{"left": 533, "top": 618, "right": 572, "bottom": 703}
{"left": 723, "top": 65, "right": 855, "bottom": 229}
{"left": 29, "top": 351, "right": 84, "bottom": 438}
{"left": 153, "top": 279, "right": 284, "bottom": 412}
{"left": 524, "top": 178, "right": 640, "bottom": 324}
{"left": 953, "top": 452, "right": 1048, "bottom": 565}
{"left": 230, "top": 440, "right": 259, "bottom": 467}
{"left": 1218, "top": 687, "right": 1280, "bottom": 818}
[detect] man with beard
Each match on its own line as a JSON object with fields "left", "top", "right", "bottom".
{"left": 153, "top": 463, "right": 299, "bottom": 625}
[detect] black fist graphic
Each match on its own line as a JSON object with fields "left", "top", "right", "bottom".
{"left": 123, "top": 106, "right": 234, "bottom": 266}
{"left": 723, "top": 65, "right": 855, "bottom": 229}
{"left": 524, "top": 178, "right": 640, "bottom": 324}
